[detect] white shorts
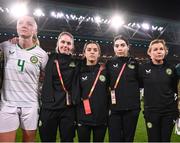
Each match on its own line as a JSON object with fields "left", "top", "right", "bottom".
{"left": 0, "top": 105, "right": 39, "bottom": 133}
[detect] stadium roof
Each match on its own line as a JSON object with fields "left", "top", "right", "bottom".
{"left": 48, "top": 0, "right": 180, "bottom": 21}
{"left": 0, "top": 0, "right": 179, "bottom": 46}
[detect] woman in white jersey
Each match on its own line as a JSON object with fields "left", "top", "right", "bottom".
{"left": 0, "top": 15, "right": 48, "bottom": 142}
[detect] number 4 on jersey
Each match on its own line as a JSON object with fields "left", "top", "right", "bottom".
{"left": 17, "top": 59, "right": 25, "bottom": 72}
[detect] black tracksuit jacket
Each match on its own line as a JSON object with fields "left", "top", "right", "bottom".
{"left": 139, "top": 60, "right": 179, "bottom": 116}
{"left": 106, "top": 56, "right": 140, "bottom": 111}
{"left": 72, "top": 62, "right": 110, "bottom": 126}
{"left": 41, "top": 53, "right": 78, "bottom": 110}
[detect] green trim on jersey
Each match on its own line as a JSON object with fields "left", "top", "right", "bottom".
{"left": 17, "top": 44, "right": 36, "bottom": 51}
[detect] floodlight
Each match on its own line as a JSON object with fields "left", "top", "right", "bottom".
{"left": 33, "top": 8, "right": 45, "bottom": 17}
{"left": 10, "top": 3, "right": 28, "bottom": 18}
{"left": 0, "top": 7, "right": 4, "bottom": 12}
{"left": 158, "top": 27, "right": 163, "bottom": 31}
{"left": 110, "top": 14, "right": 125, "bottom": 30}
{"left": 152, "top": 25, "right": 158, "bottom": 30}
{"left": 57, "top": 12, "right": 64, "bottom": 18}
{"left": 141, "top": 23, "right": 150, "bottom": 30}
{"left": 94, "top": 16, "right": 101, "bottom": 24}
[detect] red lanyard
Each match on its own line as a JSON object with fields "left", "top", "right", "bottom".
{"left": 83, "top": 64, "right": 104, "bottom": 115}
{"left": 113, "top": 63, "right": 126, "bottom": 89}
{"left": 88, "top": 65, "right": 104, "bottom": 98}
{"left": 54, "top": 59, "right": 68, "bottom": 93}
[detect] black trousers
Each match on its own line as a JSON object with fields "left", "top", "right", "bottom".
{"left": 39, "top": 107, "right": 75, "bottom": 142}
{"left": 77, "top": 124, "right": 107, "bottom": 142}
{"left": 144, "top": 111, "right": 176, "bottom": 142}
{"left": 108, "top": 109, "right": 140, "bottom": 142}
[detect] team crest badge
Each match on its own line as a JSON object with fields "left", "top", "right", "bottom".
{"left": 99, "top": 75, "right": 106, "bottom": 82}
{"left": 69, "top": 62, "right": 76, "bottom": 67}
{"left": 128, "top": 64, "right": 135, "bottom": 69}
{"left": 147, "top": 122, "right": 152, "bottom": 128}
{"left": 166, "top": 68, "right": 172, "bottom": 75}
{"left": 30, "top": 56, "right": 38, "bottom": 64}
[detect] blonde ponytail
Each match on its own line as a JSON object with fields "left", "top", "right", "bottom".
{"left": 33, "top": 34, "right": 40, "bottom": 46}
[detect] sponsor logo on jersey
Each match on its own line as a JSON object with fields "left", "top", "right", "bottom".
{"left": 145, "top": 69, "right": 151, "bottom": 74}
{"left": 9, "top": 50, "right": 15, "bottom": 54}
{"left": 82, "top": 76, "right": 88, "bottom": 81}
{"left": 69, "top": 61, "right": 76, "bottom": 67}
{"left": 113, "top": 63, "right": 118, "bottom": 68}
{"left": 30, "top": 56, "right": 38, "bottom": 64}
{"left": 109, "top": 110, "right": 111, "bottom": 116}
{"left": 77, "top": 123, "right": 82, "bottom": 127}
{"left": 174, "top": 93, "right": 177, "bottom": 100}
{"left": 147, "top": 122, "right": 152, "bottom": 128}
{"left": 99, "top": 75, "right": 106, "bottom": 82}
{"left": 166, "top": 68, "right": 172, "bottom": 75}
{"left": 38, "top": 120, "right": 42, "bottom": 127}
{"left": 128, "top": 64, "right": 135, "bottom": 69}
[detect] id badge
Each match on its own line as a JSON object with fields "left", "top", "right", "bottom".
{"left": 66, "top": 92, "right": 71, "bottom": 106}
{"left": 83, "top": 99, "right": 92, "bottom": 115}
{"left": 111, "top": 90, "right": 116, "bottom": 104}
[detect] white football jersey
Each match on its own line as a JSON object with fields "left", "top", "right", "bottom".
{"left": 0, "top": 41, "right": 48, "bottom": 107}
